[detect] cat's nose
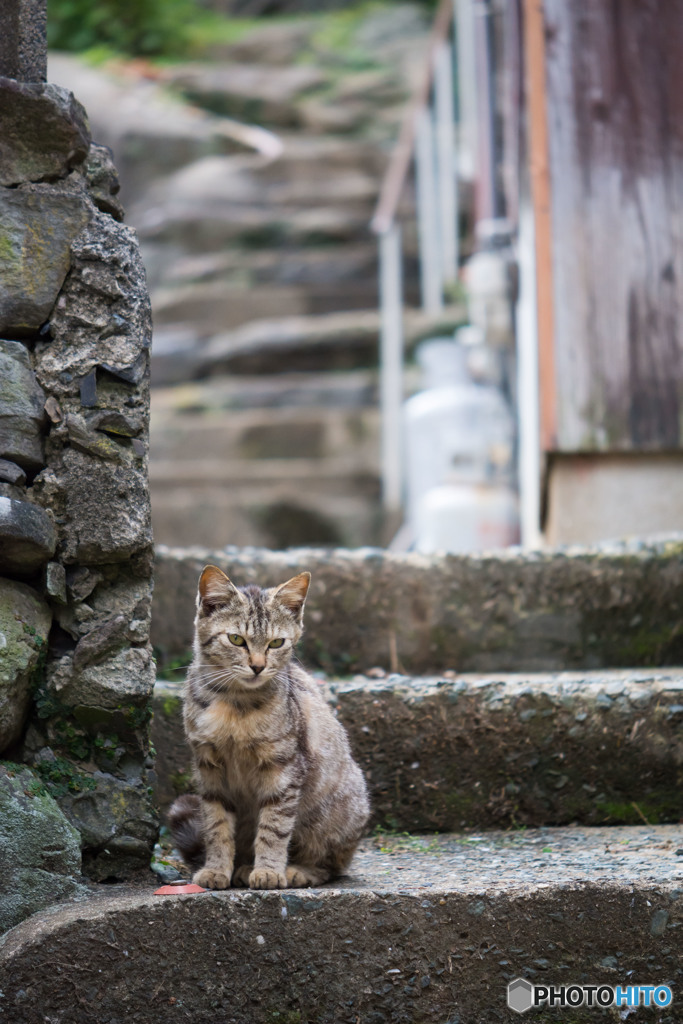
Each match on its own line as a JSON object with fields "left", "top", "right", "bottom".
{"left": 250, "top": 664, "right": 264, "bottom": 675}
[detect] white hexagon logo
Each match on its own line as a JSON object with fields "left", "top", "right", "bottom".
{"left": 508, "top": 977, "right": 534, "bottom": 1014}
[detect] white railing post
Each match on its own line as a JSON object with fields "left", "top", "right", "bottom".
{"left": 378, "top": 223, "right": 405, "bottom": 513}
{"left": 434, "top": 40, "right": 459, "bottom": 285}
{"left": 415, "top": 107, "right": 444, "bottom": 315}
{"left": 474, "top": 0, "right": 496, "bottom": 219}
{"left": 516, "top": 198, "right": 542, "bottom": 548}
{"left": 454, "top": 0, "right": 478, "bottom": 183}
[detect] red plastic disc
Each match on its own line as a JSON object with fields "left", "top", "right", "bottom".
{"left": 154, "top": 883, "right": 206, "bottom": 895}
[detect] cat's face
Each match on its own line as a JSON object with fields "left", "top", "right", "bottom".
{"left": 194, "top": 566, "right": 310, "bottom": 689}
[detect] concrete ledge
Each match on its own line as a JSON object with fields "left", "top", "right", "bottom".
{"left": 152, "top": 536, "right": 683, "bottom": 675}
{"left": 152, "top": 669, "right": 683, "bottom": 830}
{"left": 1, "top": 825, "right": 681, "bottom": 1023}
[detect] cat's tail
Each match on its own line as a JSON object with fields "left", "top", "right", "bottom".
{"left": 167, "top": 794, "right": 205, "bottom": 870}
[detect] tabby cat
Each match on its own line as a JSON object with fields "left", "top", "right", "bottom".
{"left": 168, "top": 565, "right": 370, "bottom": 889}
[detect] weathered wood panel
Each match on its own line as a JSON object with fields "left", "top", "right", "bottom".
{"left": 543, "top": 0, "right": 683, "bottom": 451}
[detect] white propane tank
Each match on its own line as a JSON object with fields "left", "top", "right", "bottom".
{"left": 465, "top": 250, "right": 514, "bottom": 347}
{"left": 417, "top": 481, "right": 519, "bottom": 554}
{"left": 415, "top": 336, "right": 469, "bottom": 389}
{"left": 405, "top": 337, "right": 519, "bottom": 554}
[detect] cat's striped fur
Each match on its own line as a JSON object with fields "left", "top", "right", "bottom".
{"left": 168, "top": 565, "right": 370, "bottom": 889}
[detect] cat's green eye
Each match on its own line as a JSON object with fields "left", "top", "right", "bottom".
{"left": 228, "top": 634, "right": 246, "bottom": 647}
{"left": 268, "top": 638, "right": 285, "bottom": 649}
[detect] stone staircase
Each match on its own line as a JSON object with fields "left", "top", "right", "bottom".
{"left": 2, "top": 538, "right": 682, "bottom": 1023}
{"left": 148, "top": 305, "right": 463, "bottom": 549}
{"left": 49, "top": 7, "right": 462, "bottom": 551}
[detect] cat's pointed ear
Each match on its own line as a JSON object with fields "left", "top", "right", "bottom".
{"left": 198, "top": 565, "right": 240, "bottom": 614}
{"left": 273, "top": 571, "right": 311, "bottom": 621}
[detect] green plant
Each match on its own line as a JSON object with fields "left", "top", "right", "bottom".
{"left": 47, "top": 0, "right": 198, "bottom": 57}
{"left": 32, "top": 756, "right": 96, "bottom": 799}
{"left": 122, "top": 704, "right": 153, "bottom": 730}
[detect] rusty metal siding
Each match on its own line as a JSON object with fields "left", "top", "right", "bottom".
{"left": 543, "top": 0, "right": 683, "bottom": 451}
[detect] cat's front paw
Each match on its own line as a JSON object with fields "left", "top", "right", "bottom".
{"left": 231, "top": 864, "right": 252, "bottom": 887}
{"left": 249, "top": 867, "right": 287, "bottom": 889}
{"left": 286, "top": 865, "right": 328, "bottom": 887}
{"left": 194, "top": 867, "right": 232, "bottom": 890}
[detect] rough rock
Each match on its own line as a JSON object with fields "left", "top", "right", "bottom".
{"left": 56, "top": 567, "right": 152, "bottom": 643}
{"left": 0, "top": 764, "right": 86, "bottom": 933}
{"left": 0, "top": 77, "right": 90, "bottom": 187}
{"left": 0, "top": 825, "right": 681, "bottom": 1023}
{"left": 0, "top": 339, "right": 46, "bottom": 471}
{"left": 44, "top": 561, "right": 67, "bottom": 603}
{"left": 0, "top": 184, "right": 91, "bottom": 337}
{"left": 0, "top": 459, "right": 26, "bottom": 486}
{"left": 152, "top": 536, "right": 683, "bottom": 674}
{"left": 82, "top": 142, "right": 123, "bottom": 221}
{"left": 52, "top": 448, "right": 152, "bottom": 565}
{"left": 51, "top": 645, "right": 156, "bottom": 709}
{"left": 57, "top": 770, "right": 158, "bottom": 880}
{"left": 0, "top": 482, "right": 26, "bottom": 501}
{"left": 0, "top": 578, "right": 51, "bottom": 752}
{"left": 0, "top": 0, "right": 47, "bottom": 83}
{"left": 33, "top": 207, "right": 152, "bottom": 397}
{"left": 65, "top": 412, "right": 128, "bottom": 462}
{"left": 0, "top": 497, "right": 56, "bottom": 577}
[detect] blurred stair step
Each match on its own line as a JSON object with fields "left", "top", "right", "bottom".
{"left": 150, "top": 242, "right": 382, "bottom": 291}
{"left": 150, "top": 403, "right": 379, "bottom": 464}
{"left": 150, "top": 279, "right": 386, "bottom": 337}
{"left": 198, "top": 304, "right": 465, "bottom": 376}
{"left": 150, "top": 368, "right": 383, "bottom": 412}
{"left": 150, "top": 483, "right": 379, "bottom": 550}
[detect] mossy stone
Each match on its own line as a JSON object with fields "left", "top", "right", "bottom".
{"left": 0, "top": 578, "right": 51, "bottom": 753}
{"left": 0, "top": 763, "right": 86, "bottom": 933}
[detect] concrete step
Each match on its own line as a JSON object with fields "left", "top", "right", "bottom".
{"left": 1, "top": 824, "right": 681, "bottom": 1023}
{"left": 152, "top": 669, "right": 683, "bottom": 831}
{"left": 150, "top": 368, "right": 385, "bottom": 413}
{"left": 135, "top": 196, "right": 375, "bottom": 252}
{"left": 145, "top": 242, "right": 383, "bottom": 293}
{"left": 162, "top": 61, "right": 331, "bottom": 128}
{"left": 151, "top": 471, "right": 380, "bottom": 549}
{"left": 251, "top": 133, "right": 389, "bottom": 181}
{"left": 151, "top": 536, "right": 683, "bottom": 675}
{"left": 150, "top": 304, "right": 464, "bottom": 383}
{"left": 150, "top": 404, "right": 379, "bottom": 465}
{"left": 198, "top": 304, "right": 465, "bottom": 376}
{"left": 150, "top": 278, "right": 384, "bottom": 336}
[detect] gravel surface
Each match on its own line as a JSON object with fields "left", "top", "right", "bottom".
{"left": 346, "top": 824, "right": 683, "bottom": 894}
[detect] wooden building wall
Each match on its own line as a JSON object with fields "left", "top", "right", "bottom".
{"left": 542, "top": 0, "right": 683, "bottom": 453}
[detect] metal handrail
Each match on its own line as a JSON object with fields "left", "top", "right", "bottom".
{"left": 371, "top": 0, "right": 461, "bottom": 518}
{"left": 370, "top": 0, "right": 455, "bottom": 236}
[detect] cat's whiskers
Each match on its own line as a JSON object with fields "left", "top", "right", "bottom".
{"left": 192, "top": 667, "right": 242, "bottom": 693}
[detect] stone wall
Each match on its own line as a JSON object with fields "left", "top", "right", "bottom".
{"left": 0, "top": 72, "right": 157, "bottom": 897}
